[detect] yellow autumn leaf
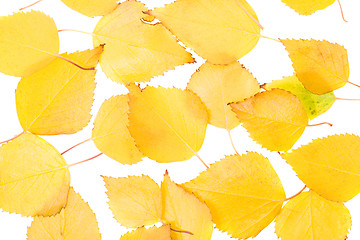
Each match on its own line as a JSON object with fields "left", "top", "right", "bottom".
{"left": 281, "top": 0, "right": 335, "bottom": 15}
{"left": 16, "top": 47, "right": 102, "bottom": 135}
{"left": 120, "top": 225, "right": 171, "bottom": 240}
{"left": 0, "top": 11, "right": 59, "bottom": 77}
{"left": 128, "top": 85, "right": 208, "bottom": 163}
{"left": 61, "top": 0, "right": 118, "bottom": 17}
{"left": 162, "top": 173, "right": 213, "bottom": 240}
{"left": 282, "top": 134, "right": 360, "bottom": 202}
{"left": 92, "top": 95, "right": 143, "bottom": 164}
{"left": 150, "top": 0, "right": 260, "bottom": 64}
{"left": 230, "top": 89, "right": 308, "bottom": 151}
{"left": 93, "top": 1, "right": 193, "bottom": 84}
{"left": 182, "top": 153, "right": 286, "bottom": 239}
{"left": 0, "top": 132, "right": 70, "bottom": 216}
{"left": 187, "top": 62, "right": 260, "bottom": 130}
{"left": 281, "top": 39, "right": 349, "bottom": 94}
{"left": 275, "top": 191, "right": 351, "bottom": 240}
{"left": 27, "top": 188, "right": 101, "bottom": 240}
{"left": 103, "top": 175, "right": 162, "bottom": 228}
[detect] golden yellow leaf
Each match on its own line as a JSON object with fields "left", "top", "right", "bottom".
{"left": 27, "top": 188, "right": 101, "bottom": 240}
{"left": 187, "top": 62, "right": 260, "bottom": 130}
{"left": 120, "top": 225, "right": 171, "bottom": 240}
{"left": 16, "top": 47, "right": 102, "bottom": 135}
{"left": 162, "top": 174, "right": 213, "bottom": 240}
{"left": 0, "top": 11, "right": 59, "bottom": 77}
{"left": 282, "top": 134, "right": 360, "bottom": 202}
{"left": 61, "top": 0, "right": 118, "bottom": 17}
{"left": 281, "top": 39, "right": 349, "bottom": 94}
{"left": 275, "top": 191, "right": 351, "bottom": 240}
{"left": 230, "top": 89, "right": 308, "bottom": 151}
{"left": 264, "top": 75, "right": 336, "bottom": 120}
{"left": 128, "top": 85, "right": 208, "bottom": 163}
{"left": 103, "top": 175, "right": 162, "bottom": 228}
{"left": 281, "top": 0, "right": 335, "bottom": 15}
{"left": 0, "top": 132, "right": 70, "bottom": 216}
{"left": 150, "top": 0, "right": 260, "bottom": 64}
{"left": 93, "top": 1, "right": 193, "bottom": 84}
{"left": 182, "top": 153, "right": 286, "bottom": 239}
{"left": 92, "top": 95, "right": 143, "bottom": 164}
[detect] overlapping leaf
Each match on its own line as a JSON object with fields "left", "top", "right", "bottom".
{"left": 182, "top": 153, "right": 286, "bottom": 239}
{"left": 61, "top": 0, "right": 118, "bottom": 17}
{"left": 93, "top": 0, "right": 194, "bottom": 84}
{"left": 281, "top": 0, "right": 336, "bottom": 15}
{"left": 188, "top": 62, "right": 260, "bottom": 130}
{"left": 120, "top": 225, "right": 171, "bottom": 240}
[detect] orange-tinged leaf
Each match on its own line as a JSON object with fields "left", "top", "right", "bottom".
{"left": 93, "top": 1, "right": 193, "bottom": 84}
{"left": 0, "top": 132, "right": 70, "bottom": 216}
{"left": 230, "top": 89, "right": 308, "bottom": 151}
{"left": 16, "top": 47, "right": 102, "bottom": 135}
{"left": 120, "top": 225, "right": 171, "bottom": 240}
{"left": 0, "top": 11, "right": 59, "bottom": 77}
{"left": 61, "top": 0, "right": 118, "bottom": 17}
{"left": 281, "top": 0, "right": 336, "bottom": 15}
{"left": 92, "top": 95, "right": 143, "bottom": 164}
{"left": 162, "top": 174, "right": 213, "bottom": 240}
{"left": 128, "top": 85, "right": 208, "bottom": 163}
{"left": 281, "top": 39, "right": 349, "bottom": 94}
{"left": 27, "top": 188, "right": 101, "bottom": 240}
{"left": 182, "top": 153, "right": 285, "bottom": 239}
{"left": 275, "top": 191, "right": 351, "bottom": 240}
{"left": 103, "top": 175, "right": 162, "bottom": 228}
{"left": 282, "top": 134, "right": 360, "bottom": 202}
{"left": 187, "top": 62, "right": 260, "bottom": 130}
{"left": 151, "top": 0, "right": 260, "bottom": 64}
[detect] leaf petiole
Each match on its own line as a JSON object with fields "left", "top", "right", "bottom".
{"left": 283, "top": 185, "right": 307, "bottom": 202}
{"left": 61, "top": 138, "right": 92, "bottom": 155}
{"left": 19, "top": 0, "right": 44, "bottom": 11}
{"left": 0, "top": 132, "right": 25, "bottom": 145}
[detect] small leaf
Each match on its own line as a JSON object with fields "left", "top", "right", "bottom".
{"left": 275, "top": 191, "right": 351, "bottom": 240}
{"left": 92, "top": 95, "right": 143, "bottom": 164}
{"left": 120, "top": 225, "right": 171, "bottom": 240}
{"left": 281, "top": 0, "right": 336, "bottom": 15}
{"left": 150, "top": 0, "right": 260, "bottom": 64}
{"left": 187, "top": 61, "right": 260, "bottom": 130}
{"left": 0, "top": 132, "right": 70, "bottom": 216}
{"left": 93, "top": 0, "right": 194, "bottom": 84}
{"left": 282, "top": 134, "right": 360, "bottom": 202}
{"left": 230, "top": 89, "right": 308, "bottom": 151}
{"left": 0, "top": 11, "right": 59, "bottom": 77}
{"left": 162, "top": 173, "right": 213, "bottom": 240}
{"left": 61, "top": 0, "right": 118, "bottom": 17}
{"left": 16, "top": 47, "right": 102, "bottom": 135}
{"left": 182, "top": 153, "right": 285, "bottom": 239}
{"left": 281, "top": 39, "right": 349, "bottom": 94}
{"left": 128, "top": 85, "right": 208, "bottom": 163}
{"left": 27, "top": 188, "right": 101, "bottom": 240}
{"left": 103, "top": 175, "right": 162, "bottom": 228}
{"left": 264, "top": 75, "right": 336, "bottom": 119}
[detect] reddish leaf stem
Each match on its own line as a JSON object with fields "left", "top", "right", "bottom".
{"left": 0, "top": 132, "right": 25, "bottom": 145}
{"left": 347, "top": 81, "right": 360, "bottom": 88}
{"left": 55, "top": 54, "right": 95, "bottom": 71}
{"left": 66, "top": 153, "right": 103, "bottom": 168}
{"left": 335, "top": 97, "right": 360, "bottom": 101}
{"left": 234, "top": 0, "right": 264, "bottom": 30}
{"left": 61, "top": 138, "right": 92, "bottom": 155}
{"left": 19, "top": 0, "right": 44, "bottom": 11}
{"left": 284, "top": 186, "right": 307, "bottom": 202}
{"left": 195, "top": 152, "right": 209, "bottom": 169}
{"left": 227, "top": 129, "right": 240, "bottom": 155}
{"left": 170, "top": 228, "right": 194, "bottom": 235}
{"left": 307, "top": 122, "right": 333, "bottom": 127}
{"left": 337, "top": 0, "right": 348, "bottom": 22}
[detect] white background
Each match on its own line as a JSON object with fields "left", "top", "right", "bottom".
{"left": 1, "top": 0, "right": 360, "bottom": 239}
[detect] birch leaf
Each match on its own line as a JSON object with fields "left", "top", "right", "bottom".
{"left": 61, "top": 0, "right": 119, "bottom": 17}
{"left": 120, "top": 225, "right": 171, "bottom": 240}
{"left": 281, "top": 0, "right": 336, "bottom": 15}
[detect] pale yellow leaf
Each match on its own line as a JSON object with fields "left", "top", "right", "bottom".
{"left": 61, "top": 0, "right": 118, "bottom": 17}
{"left": 188, "top": 62, "right": 260, "bottom": 130}
{"left": 0, "top": 11, "right": 59, "bottom": 77}
{"left": 183, "top": 153, "right": 285, "bottom": 239}
{"left": 282, "top": 134, "right": 360, "bottom": 202}
{"left": 281, "top": 0, "right": 336, "bottom": 15}
{"left": 120, "top": 225, "right": 171, "bottom": 240}
{"left": 275, "top": 191, "right": 351, "bottom": 240}
{"left": 104, "top": 175, "right": 162, "bottom": 228}
{"left": 162, "top": 174, "right": 213, "bottom": 240}
{"left": 92, "top": 95, "right": 143, "bottom": 164}
{"left": 0, "top": 132, "right": 70, "bottom": 216}
{"left": 16, "top": 47, "right": 102, "bottom": 135}
{"left": 93, "top": 1, "right": 193, "bottom": 84}
{"left": 128, "top": 85, "right": 208, "bottom": 163}
{"left": 281, "top": 39, "right": 349, "bottom": 94}
{"left": 230, "top": 89, "right": 308, "bottom": 151}
{"left": 151, "top": 0, "right": 260, "bottom": 64}
{"left": 27, "top": 188, "right": 101, "bottom": 240}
